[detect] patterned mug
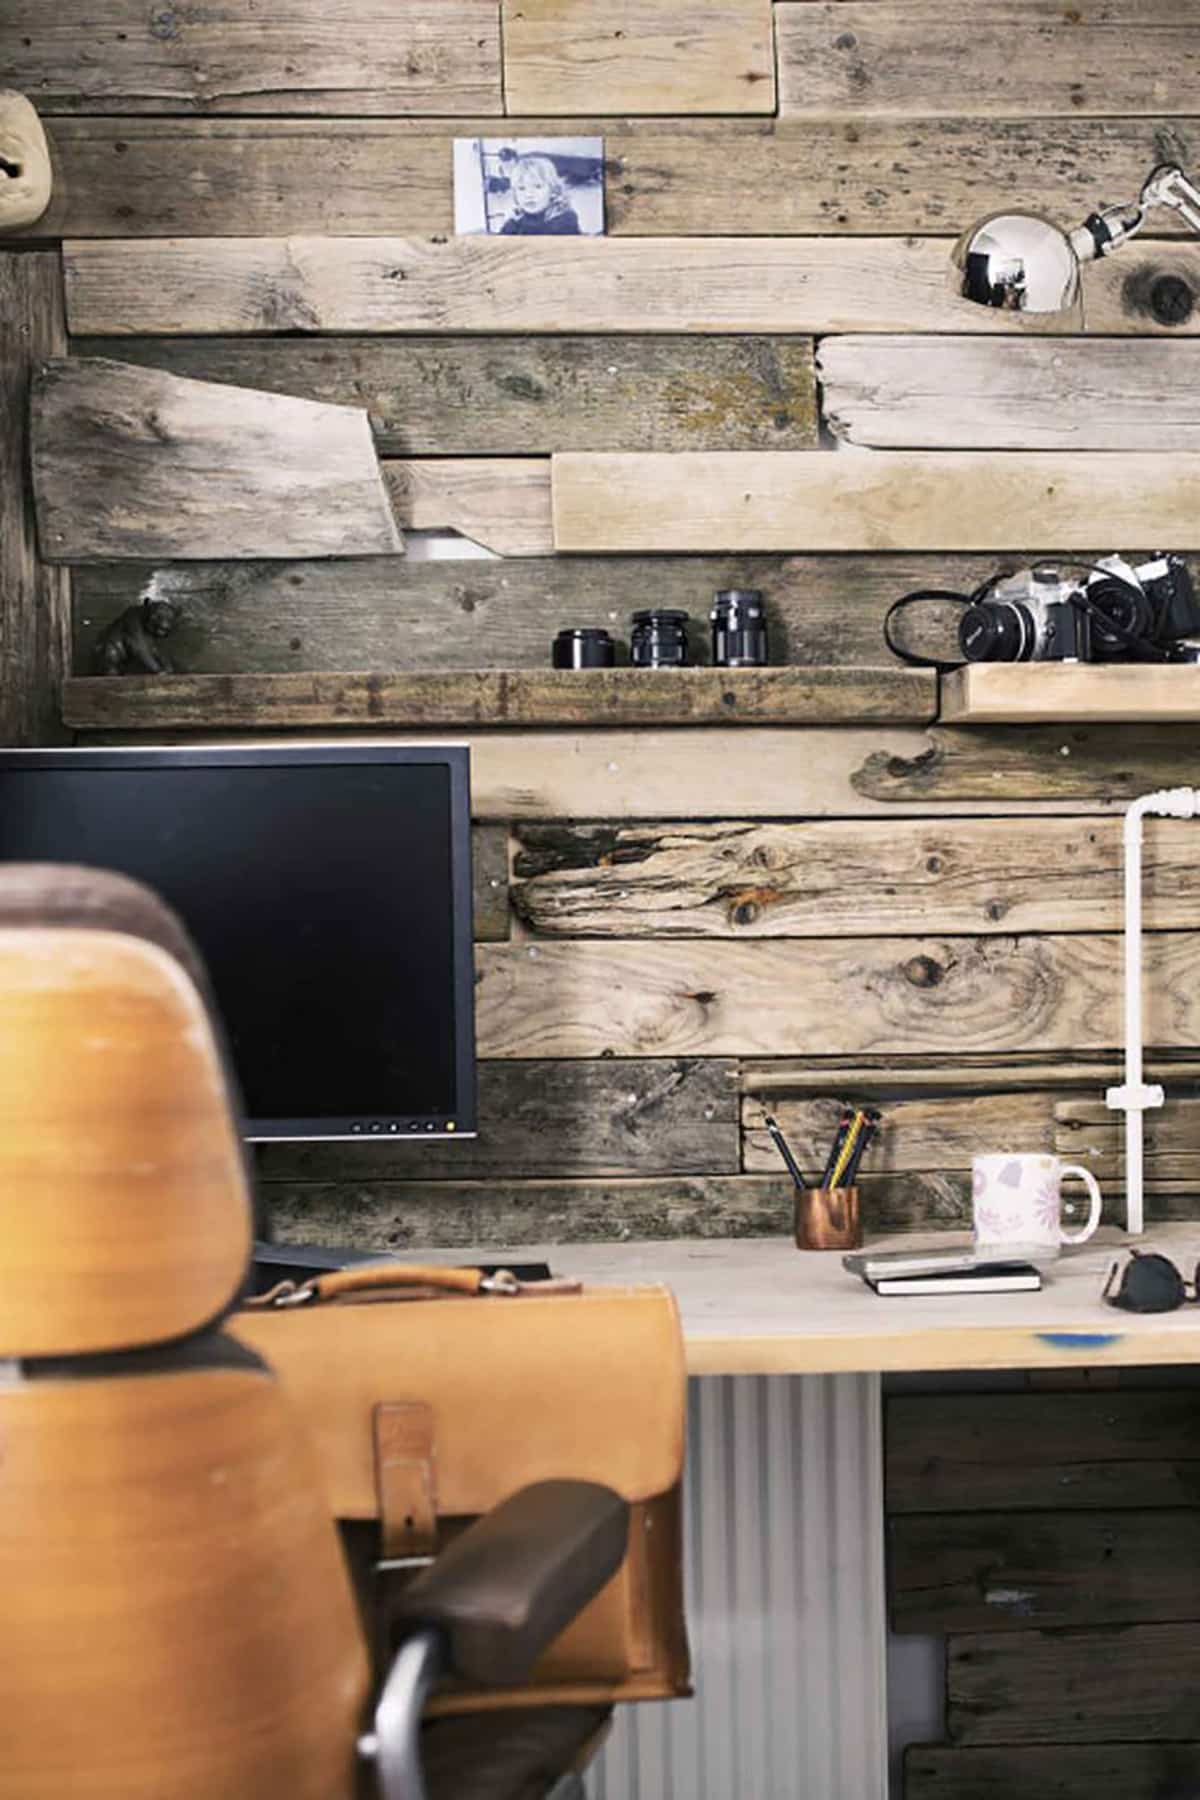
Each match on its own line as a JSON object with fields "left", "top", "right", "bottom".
{"left": 972, "top": 1152, "right": 1102, "bottom": 1261}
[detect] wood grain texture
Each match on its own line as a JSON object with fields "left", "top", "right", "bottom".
{"left": 500, "top": 0, "right": 774, "bottom": 114}
{"left": 744, "top": 1092, "right": 1055, "bottom": 1176}
{"left": 384, "top": 458, "right": 551, "bottom": 556}
{"left": 471, "top": 825, "right": 510, "bottom": 942}
{"left": 31, "top": 358, "right": 400, "bottom": 563}
{"left": 72, "top": 335, "right": 820, "bottom": 454}
{"left": 887, "top": 1390, "right": 1200, "bottom": 1514}
{"left": 942, "top": 663, "right": 1200, "bottom": 724}
{"left": 1, "top": 1, "right": 502, "bottom": 113}
{"left": 38, "top": 117, "right": 1200, "bottom": 240}
{"left": 1054, "top": 1094, "right": 1200, "bottom": 1184}
{"left": 743, "top": 1055, "right": 1200, "bottom": 1095}
{"left": 905, "top": 1743, "right": 1200, "bottom": 1800}
{"left": 0, "top": 254, "right": 68, "bottom": 746}
{"left": 473, "top": 933, "right": 1200, "bottom": 1060}
{"left": 552, "top": 450, "right": 1200, "bottom": 553}
{"left": 62, "top": 236, "right": 1200, "bottom": 336}
{"left": 257, "top": 1057, "right": 739, "bottom": 1181}
{"left": 947, "top": 1624, "right": 1200, "bottom": 1743}
{"left": 62, "top": 668, "right": 937, "bottom": 731}
{"left": 820, "top": 337, "right": 1200, "bottom": 450}
{"left": 512, "top": 816, "right": 1200, "bottom": 937}
{"left": 890, "top": 1510, "right": 1200, "bottom": 1633}
{"left": 777, "top": 1, "right": 1200, "bottom": 118}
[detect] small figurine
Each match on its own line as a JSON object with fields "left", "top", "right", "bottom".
{"left": 93, "top": 597, "right": 180, "bottom": 675}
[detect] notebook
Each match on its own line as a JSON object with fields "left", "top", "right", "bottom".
{"left": 864, "top": 1260, "right": 1042, "bottom": 1297}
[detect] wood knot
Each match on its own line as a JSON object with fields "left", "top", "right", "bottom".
{"left": 903, "top": 954, "right": 945, "bottom": 989}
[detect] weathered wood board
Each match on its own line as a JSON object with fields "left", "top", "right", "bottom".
{"left": 905, "top": 1742, "right": 1200, "bottom": 1799}
{"left": 777, "top": 1, "right": 1200, "bottom": 118}
{"left": 0, "top": 254, "right": 68, "bottom": 747}
{"left": 512, "top": 817, "right": 1200, "bottom": 937}
{"left": 470, "top": 826, "right": 510, "bottom": 943}
{"left": 888, "top": 1390, "right": 1200, "bottom": 1514}
{"left": 38, "top": 117, "right": 1200, "bottom": 241}
{"left": 72, "top": 335, "right": 820, "bottom": 455}
{"left": 743, "top": 1054, "right": 1200, "bottom": 1096}
{"left": 472, "top": 933, "right": 1200, "bottom": 1060}
{"left": 1055, "top": 1094, "right": 1200, "bottom": 1184}
{"left": 552, "top": 450, "right": 1200, "bottom": 553}
{"left": 62, "top": 668, "right": 937, "bottom": 732}
{"left": 820, "top": 337, "right": 1200, "bottom": 451}
{"left": 31, "top": 358, "right": 401, "bottom": 562}
{"left": 942, "top": 663, "right": 1200, "bottom": 725}
{"left": 384, "top": 459, "right": 552, "bottom": 557}
{"left": 891, "top": 1510, "right": 1200, "bottom": 1633}
{"left": 259, "top": 1057, "right": 739, "bottom": 1182}
{"left": 62, "top": 236, "right": 1200, "bottom": 336}
{"left": 744, "top": 1092, "right": 1057, "bottom": 1176}
{"left": 500, "top": 0, "right": 775, "bottom": 115}
{"left": 947, "top": 1624, "right": 1200, "bottom": 1743}
{"left": 1, "top": 2, "right": 502, "bottom": 113}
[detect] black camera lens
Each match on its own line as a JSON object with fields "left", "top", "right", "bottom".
{"left": 631, "top": 609, "right": 690, "bottom": 668}
{"left": 1086, "top": 577, "right": 1153, "bottom": 658}
{"left": 711, "top": 589, "right": 768, "bottom": 667}
{"left": 959, "top": 599, "right": 1032, "bottom": 662}
{"left": 552, "top": 627, "right": 615, "bottom": 669}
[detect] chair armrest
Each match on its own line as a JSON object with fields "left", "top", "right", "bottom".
{"left": 387, "top": 1479, "right": 630, "bottom": 1687}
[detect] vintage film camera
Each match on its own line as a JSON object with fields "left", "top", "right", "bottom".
{"left": 885, "top": 554, "right": 1200, "bottom": 669}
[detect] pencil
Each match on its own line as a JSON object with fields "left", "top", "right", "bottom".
{"left": 820, "top": 1110, "right": 852, "bottom": 1189}
{"left": 763, "top": 1113, "right": 808, "bottom": 1190}
{"left": 829, "top": 1109, "right": 866, "bottom": 1189}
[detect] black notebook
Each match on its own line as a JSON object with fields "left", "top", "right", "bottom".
{"left": 864, "top": 1260, "right": 1042, "bottom": 1297}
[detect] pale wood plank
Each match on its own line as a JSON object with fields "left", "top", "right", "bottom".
{"left": 473, "top": 933, "right": 1200, "bottom": 1059}
{"left": 73, "top": 336, "right": 820, "bottom": 454}
{"left": 0, "top": 254, "right": 68, "bottom": 746}
{"left": 61, "top": 668, "right": 936, "bottom": 731}
{"left": 1055, "top": 1094, "right": 1200, "bottom": 1184}
{"left": 31, "top": 358, "right": 400, "bottom": 563}
{"left": 743, "top": 1092, "right": 1057, "bottom": 1176}
{"left": 470, "top": 825, "right": 510, "bottom": 943}
{"left": 820, "top": 337, "right": 1200, "bottom": 451}
{"left": 62, "top": 236, "right": 1200, "bottom": 337}
{"left": 743, "top": 1055, "right": 1200, "bottom": 1095}
{"left": 553, "top": 450, "right": 1200, "bottom": 553}
{"left": 383, "top": 459, "right": 552, "bottom": 557}
{"left": 512, "top": 817, "right": 1200, "bottom": 937}
{"left": 37, "top": 117, "right": 1200, "bottom": 240}
{"left": 1, "top": 1, "right": 502, "bottom": 114}
{"left": 906, "top": 1745, "right": 1200, "bottom": 1800}
{"left": 778, "top": 1, "right": 1200, "bottom": 118}
{"left": 942, "top": 663, "right": 1200, "bottom": 724}
{"left": 501, "top": 0, "right": 774, "bottom": 115}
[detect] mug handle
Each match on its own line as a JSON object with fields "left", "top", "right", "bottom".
{"left": 1058, "top": 1164, "right": 1103, "bottom": 1244}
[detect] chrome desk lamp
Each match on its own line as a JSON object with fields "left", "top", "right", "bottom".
{"left": 954, "top": 162, "right": 1200, "bottom": 313}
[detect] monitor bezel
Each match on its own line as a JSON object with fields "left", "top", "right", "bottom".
{"left": 0, "top": 742, "right": 478, "bottom": 1143}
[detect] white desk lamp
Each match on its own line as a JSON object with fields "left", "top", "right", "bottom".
{"left": 1107, "top": 788, "right": 1199, "bottom": 1235}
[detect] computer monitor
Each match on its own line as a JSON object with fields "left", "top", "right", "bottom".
{"left": 0, "top": 744, "right": 476, "bottom": 1143}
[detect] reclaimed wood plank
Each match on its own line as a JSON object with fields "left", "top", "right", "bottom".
{"left": 742, "top": 1055, "right": 1200, "bottom": 1095}
{"left": 61, "top": 236, "right": 1200, "bottom": 337}
{"left": 38, "top": 117, "right": 1200, "bottom": 241}
{"left": 472, "top": 933, "right": 1200, "bottom": 1060}
{"left": 1, "top": 1, "right": 502, "bottom": 114}
{"left": 905, "top": 1743, "right": 1200, "bottom": 1800}
{"left": 552, "top": 450, "right": 1200, "bottom": 553}
{"left": 777, "top": 1, "right": 1200, "bottom": 119}
{"left": 888, "top": 1390, "right": 1200, "bottom": 1514}
{"left": 1055, "top": 1093, "right": 1200, "bottom": 1183}
{"left": 743, "top": 1092, "right": 1056, "bottom": 1176}
{"left": 500, "top": 0, "right": 774, "bottom": 115}
{"left": 891, "top": 1510, "right": 1200, "bottom": 1634}
{"left": 0, "top": 254, "right": 68, "bottom": 746}
{"left": 512, "top": 817, "right": 1200, "bottom": 937}
{"left": 470, "top": 826, "right": 510, "bottom": 943}
{"left": 383, "top": 458, "right": 551, "bottom": 557}
{"left": 942, "top": 663, "right": 1200, "bottom": 724}
{"left": 61, "top": 668, "right": 937, "bottom": 731}
{"left": 31, "top": 358, "right": 400, "bottom": 563}
{"left": 820, "top": 337, "right": 1200, "bottom": 451}
{"left": 258, "top": 1057, "right": 739, "bottom": 1181}
{"left": 947, "top": 1624, "right": 1200, "bottom": 1743}
{"left": 72, "top": 336, "right": 820, "bottom": 454}
{"left": 851, "top": 723, "right": 1200, "bottom": 808}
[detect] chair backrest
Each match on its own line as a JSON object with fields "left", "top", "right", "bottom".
{"left": 0, "top": 866, "right": 369, "bottom": 1798}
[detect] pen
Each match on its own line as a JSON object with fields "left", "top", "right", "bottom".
{"left": 763, "top": 1112, "right": 808, "bottom": 1190}
{"left": 829, "top": 1110, "right": 865, "bottom": 1189}
{"left": 820, "top": 1110, "right": 852, "bottom": 1189}
{"left": 843, "top": 1108, "right": 882, "bottom": 1186}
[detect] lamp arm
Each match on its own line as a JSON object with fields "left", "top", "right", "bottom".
{"left": 1141, "top": 163, "right": 1200, "bottom": 236}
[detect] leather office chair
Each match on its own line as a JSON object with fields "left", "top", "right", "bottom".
{"left": 0, "top": 864, "right": 661, "bottom": 1800}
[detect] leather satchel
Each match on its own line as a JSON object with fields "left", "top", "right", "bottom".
{"left": 234, "top": 1269, "right": 690, "bottom": 1714}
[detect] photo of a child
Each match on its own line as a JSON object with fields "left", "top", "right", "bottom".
{"left": 454, "top": 136, "right": 605, "bottom": 237}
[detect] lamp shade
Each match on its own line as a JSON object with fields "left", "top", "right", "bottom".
{"left": 952, "top": 210, "right": 1081, "bottom": 313}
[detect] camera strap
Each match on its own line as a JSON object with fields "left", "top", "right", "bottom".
{"left": 882, "top": 587, "right": 978, "bottom": 671}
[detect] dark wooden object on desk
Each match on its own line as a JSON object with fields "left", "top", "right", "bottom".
{"left": 795, "top": 1185, "right": 861, "bottom": 1251}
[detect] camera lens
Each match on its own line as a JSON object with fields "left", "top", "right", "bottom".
{"left": 959, "top": 599, "right": 1033, "bottom": 662}
{"left": 1087, "top": 577, "right": 1152, "bottom": 658}
{"left": 711, "top": 589, "right": 768, "bottom": 667}
{"left": 552, "top": 627, "right": 615, "bottom": 669}
{"left": 631, "top": 609, "right": 691, "bottom": 668}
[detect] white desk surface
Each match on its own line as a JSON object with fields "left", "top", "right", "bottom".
{"left": 416, "top": 1225, "right": 1200, "bottom": 1376}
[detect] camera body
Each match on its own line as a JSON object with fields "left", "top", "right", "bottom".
{"left": 959, "top": 554, "right": 1200, "bottom": 664}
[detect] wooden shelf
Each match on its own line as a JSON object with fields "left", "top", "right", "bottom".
{"left": 63, "top": 666, "right": 936, "bottom": 733}
{"left": 941, "top": 663, "right": 1200, "bottom": 724}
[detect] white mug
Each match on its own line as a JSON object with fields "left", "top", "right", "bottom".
{"left": 972, "top": 1153, "right": 1102, "bottom": 1260}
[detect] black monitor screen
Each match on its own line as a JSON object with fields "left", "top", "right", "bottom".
{"left": 0, "top": 746, "right": 476, "bottom": 1141}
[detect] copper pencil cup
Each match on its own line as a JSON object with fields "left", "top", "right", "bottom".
{"left": 794, "top": 1185, "right": 861, "bottom": 1252}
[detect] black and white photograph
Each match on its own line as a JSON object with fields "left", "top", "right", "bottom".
{"left": 453, "top": 135, "right": 605, "bottom": 237}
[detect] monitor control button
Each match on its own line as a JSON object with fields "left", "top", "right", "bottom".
{"left": 369, "top": 1120, "right": 382, "bottom": 1133}
{"left": 350, "top": 1122, "right": 364, "bottom": 1133}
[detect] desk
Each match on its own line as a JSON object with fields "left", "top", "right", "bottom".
{"left": 417, "top": 1223, "right": 1200, "bottom": 1377}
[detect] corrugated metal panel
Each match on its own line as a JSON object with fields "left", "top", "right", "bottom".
{"left": 590, "top": 1374, "right": 887, "bottom": 1800}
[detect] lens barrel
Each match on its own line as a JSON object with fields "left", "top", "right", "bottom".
{"left": 711, "top": 589, "right": 768, "bottom": 667}
{"left": 552, "top": 627, "right": 616, "bottom": 669}
{"left": 631, "top": 609, "right": 691, "bottom": 668}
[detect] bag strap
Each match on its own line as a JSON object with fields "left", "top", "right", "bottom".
{"left": 245, "top": 1262, "right": 582, "bottom": 1308}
